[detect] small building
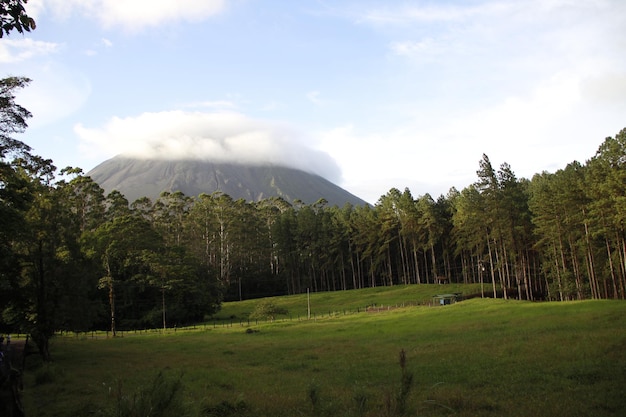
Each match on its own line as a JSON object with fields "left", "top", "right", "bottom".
{"left": 432, "top": 293, "right": 463, "bottom": 306}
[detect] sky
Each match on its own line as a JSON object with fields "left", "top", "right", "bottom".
{"left": 2, "top": 0, "right": 625, "bottom": 204}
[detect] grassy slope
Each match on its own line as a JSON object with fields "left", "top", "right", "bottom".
{"left": 214, "top": 283, "right": 483, "bottom": 321}
{"left": 21, "top": 285, "right": 626, "bottom": 417}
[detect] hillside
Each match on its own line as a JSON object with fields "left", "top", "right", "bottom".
{"left": 21, "top": 293, "right": 626, "bottom": 417}
{"left": 87, "top": 156, "right": 368, "bottom": 206}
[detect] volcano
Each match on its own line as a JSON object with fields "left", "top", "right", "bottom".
{"left": 87, "top": 156, "right": 367, "bottom": 207}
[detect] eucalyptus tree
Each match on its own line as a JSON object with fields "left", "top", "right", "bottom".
{"left": 186, "top": 192, "right": 240, "bottom": 295}
{"left": 10, "top": 158, "right": 59, "bottom": 361}
{"left": 152, "top": 191, "right": 193, "bottom": 247}
{"left": 227, "top": 198, "right": 272, "bottom": 300}
{"left": 144, "top": 243, "right": 218, "bottom": 328}
{"left": 294, "top": 202, "right": 322, "bottom": 291}
{"left": 186, "top": 193, "right": 216, "bottom": 274}
{"left": 130, "top": 196, "right": 154, "bottom": 221}
{"left": 271, "top": 204, "right": 300, "bottom": 293}
{"left": 208, "top": 192, "right": 237, "bottom": 291}
{"left": 54, "top": 168, "right": 107, "bottom": 330}
{"left": 0, "top": 76, "right": 76, "bottom": 359}
{"left": 1, "top": 156, "right": 103, "bottom": 360}
{"left": 328, "top": 204, "right": 354, "bottom": 290}
{"left": 85, "top": 215, "right": 163, "bottom": 336}
{"left": 256, "top": 196, "right": 291, "bottom": 278}
{"left": 57, "top": 167, "right": 106, "bottom": 233}
{"left": 104, "top": 190, "right": 131, "bottom": 220}
{"left": 0, "top": 77, "right": 34, "bottom": 325}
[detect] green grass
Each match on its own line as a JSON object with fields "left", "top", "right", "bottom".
{"left": 20, "top": 285, "right": 626, "bottom": 417}
{"left": 214, "top": 283, "right": 483, "bottom": 321}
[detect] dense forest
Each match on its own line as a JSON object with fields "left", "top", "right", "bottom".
{"left": 1, "top": 75, "right": 625, "bottom": 359}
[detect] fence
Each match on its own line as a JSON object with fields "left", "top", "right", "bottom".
{"left": 49, "top": 299, "right": 450, "bottom": 339}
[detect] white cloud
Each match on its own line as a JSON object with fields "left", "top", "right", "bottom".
{"left": 84, "top": 38, "right": 114, "bottom": 56}
{"left": 333, "top": 0, "right": 626, "bottom": 203}
{"left": 36, "top": 0, "right": 227, "bottom": 31}
{"left": 0, "top": 38, "right": 60, "bottom": 63}
{"left": 581, "top": 73, "right": 626, "bottom": 104}
{"left": 317, "top": 67, "right": 624, "bottom": 204}
{"left": 374, "top": 0, "right": 626, "bottom": 78}
{"left": 75, "top": 111, "right": 342, "bottom": 182}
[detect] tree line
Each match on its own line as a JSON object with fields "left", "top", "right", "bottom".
{"left": 1, "top": 75, "right": 626, "bottom": 359}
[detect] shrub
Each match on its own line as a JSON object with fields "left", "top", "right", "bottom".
{"left": 249, "top": 300, "right": 288, "bottom": 322}
{"left": 109, "top": 370, "right": 191, "bottom": 417}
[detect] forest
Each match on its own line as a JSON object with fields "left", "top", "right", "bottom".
{"left": 1, "top": 74, "right": 626, "bottom": 360}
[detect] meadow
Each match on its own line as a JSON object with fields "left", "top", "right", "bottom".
{"left": 21, "top": 284, "right": 626, "bottom": 416}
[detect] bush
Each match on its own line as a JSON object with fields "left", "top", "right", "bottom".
{"left": 109, "top": 370, "right": 191, "bottom": 417}
{"left": 248, "top": 300, "right": 288, "bottom": 322}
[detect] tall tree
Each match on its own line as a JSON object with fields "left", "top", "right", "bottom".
{"left": 585, "top": 128, "right": 626, "bottom": 299}
{"left": 86, "top": 215, "right": 163, "bottom": 336}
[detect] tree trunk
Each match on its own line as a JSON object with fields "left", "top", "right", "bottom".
{"left": 104, "top": 256, "right": 116, "bottom": 337}
{"left": 552, "top": 241, "right": 564, "bottom": 301}
{"left": 487, "top": 235, "right": 497, "bottom": 298}
{"left": 583, "top": 217, "right": 599, "bottom": 299}
{"left": 605, "top": 237, "right": 619, "bottom": 299}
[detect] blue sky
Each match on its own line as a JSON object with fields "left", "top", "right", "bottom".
{"left": 2, "top": 0, "right": 625, "bottom": 204}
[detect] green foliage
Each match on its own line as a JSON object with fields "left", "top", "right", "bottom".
{"left": 0, "top": 0, "right": 36, "bottom": 37}
{"left": 107, "top": 371, "right": 191, "bottom": 417}
{"left": 249, "top": 300, "right": 288, "bottom": 321}
{"left": 202, "top": 399, "right": 248, "bottom": 417}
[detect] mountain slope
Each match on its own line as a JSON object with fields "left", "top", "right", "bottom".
{"left": 87, "top": 157, "right": 368, "bottom": 206}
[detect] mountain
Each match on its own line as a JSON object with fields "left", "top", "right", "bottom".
{"left": 87, "top": 156, "right": 368, "bottom": 207}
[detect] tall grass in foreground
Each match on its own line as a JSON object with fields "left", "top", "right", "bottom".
{"left": 21, "top": 294, "right": 626, "bottom": 417}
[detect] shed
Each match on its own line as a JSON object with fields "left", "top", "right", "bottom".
{"left": 432, "top": 293, "right": 463, "bottom": 306}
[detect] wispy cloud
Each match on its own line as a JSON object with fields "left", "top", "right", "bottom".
{"left": 183, "top": 100, "right": 238, "bottom": 110}
{"left": 0, "top": 38, "right": 60, "bottom": 63}
{"left": 84, "top": 38, "right": 114, "bottom": 56}
{"left": 38, "top": 0, "right": 227, "bottom": 32}
{"left": 16, "top": 63, "right": 92, "bottom": 127}
{"left": 306, "top": 90, "right": 323, "bottom": 105}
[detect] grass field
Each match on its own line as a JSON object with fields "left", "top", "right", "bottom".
{"left": 20, "top": 285, "right": 626, "bottom": 416}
